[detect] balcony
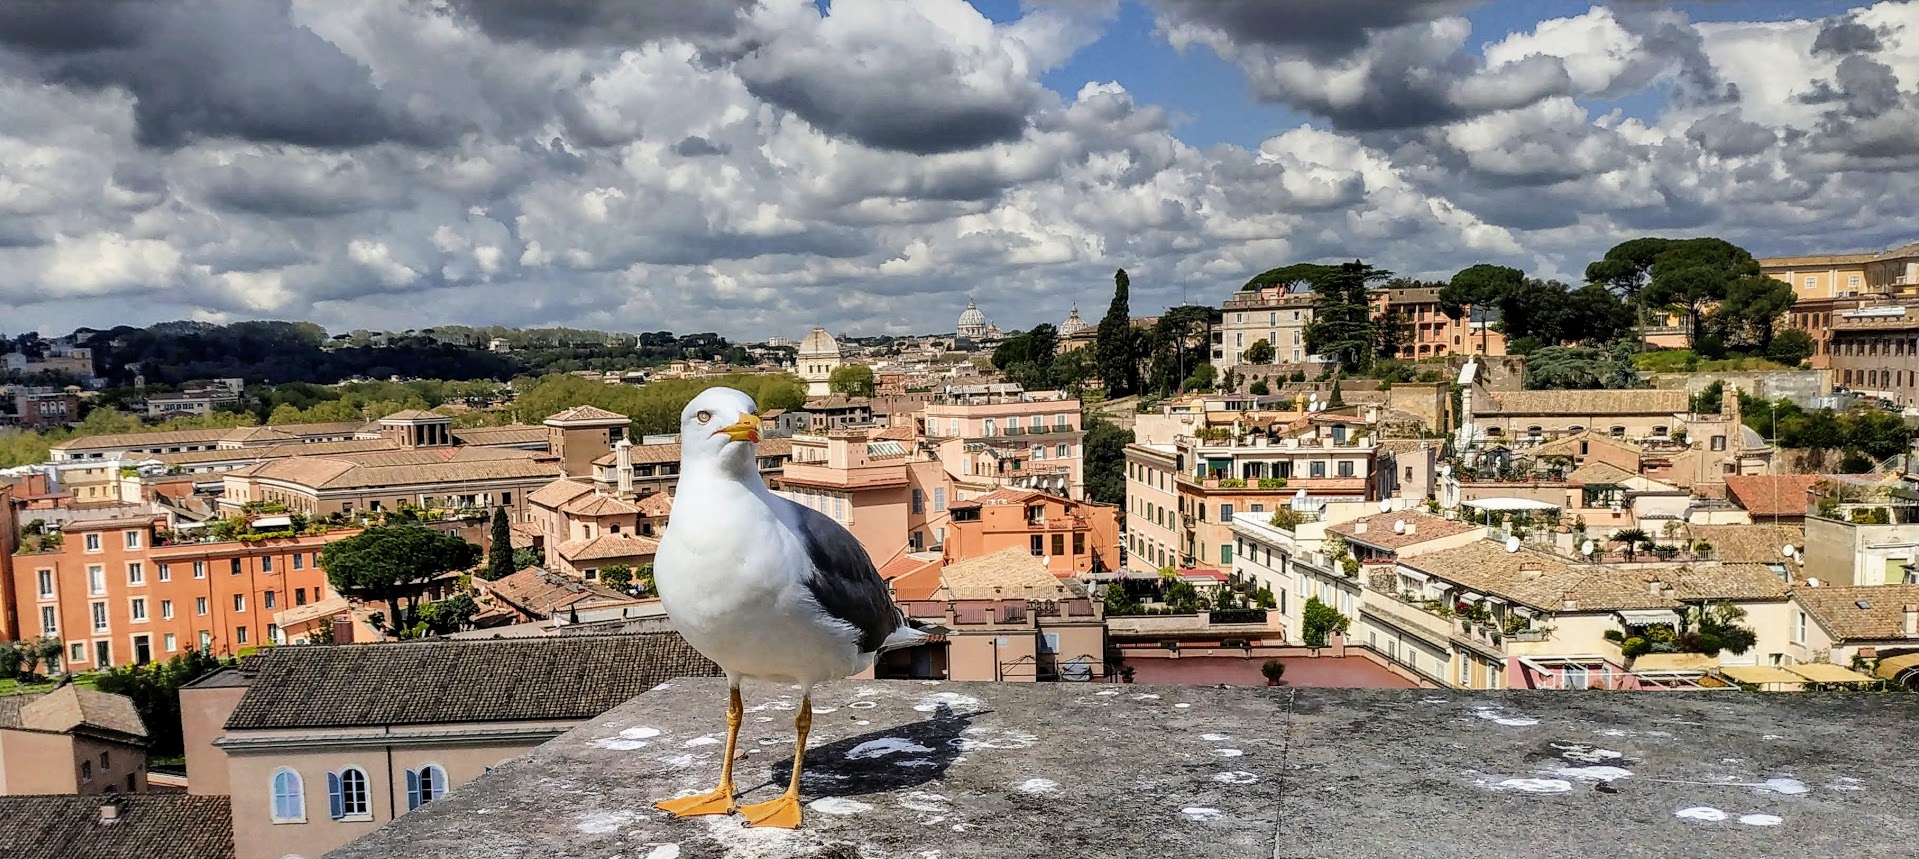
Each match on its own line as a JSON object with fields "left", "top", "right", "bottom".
{"left": 1106, "top": 608, "right": 1286, "bottom": 639}
{"left": 327, "top": 679, "right": 1919, "bottom": 859}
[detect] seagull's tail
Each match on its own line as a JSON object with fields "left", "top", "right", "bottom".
{"left": 878, "top": 622, "right": 932, "bottom": 652}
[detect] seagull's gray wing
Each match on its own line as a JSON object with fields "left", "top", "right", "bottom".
{"left": 774, "top": 495, "right": 904, "bottom": 653}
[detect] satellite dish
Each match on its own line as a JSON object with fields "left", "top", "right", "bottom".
{"left": 1504, "top": 535, "right": 1520, "bottom": 553}
{"left": 1379, "top": 499, "right": 1392, "bottom": 513}
{"left": 1295, "top": 488, "right": 1307, "bottom": 500}
{"left": 1780, "top": 544, "right": 1796, "bottom": 559}
{"left": 1437, "top": 464, "right": 1451, "bottom": 477}
{"left": 1581, "top": 539, "right": 1596, "bottom": 556}
{"left": 1392, "top": 519, "right": 1407, "bottom": 535}
{"left": 1806, "top": 577, "right": 1821, "bottom": 588}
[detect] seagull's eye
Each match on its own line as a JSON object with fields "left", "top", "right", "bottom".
{"left": 695, "top": 410, "right": 713, "bottom": 423}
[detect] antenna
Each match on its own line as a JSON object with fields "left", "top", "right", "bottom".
{"left": 1504, "top": 535, "right": 1520, "bottom": 553}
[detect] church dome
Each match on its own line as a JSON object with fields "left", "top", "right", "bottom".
{"left": 797, "top": 326, "right": 840, "bottom": 357}
{"left": 958, "top": 300, "right": 985, "bottom": 328}
{"left": 1059, "top": 305, "right": 1088, "bottom": 337}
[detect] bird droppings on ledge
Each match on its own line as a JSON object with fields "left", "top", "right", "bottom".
{"left": 326, "top": 681, "right": 1919, "bottom": 859}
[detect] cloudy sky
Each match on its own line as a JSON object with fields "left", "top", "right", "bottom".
{"left": 2, "top": 0, "right": 1915, "bottom": 341}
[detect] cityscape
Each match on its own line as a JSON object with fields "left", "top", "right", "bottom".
{"left": 2, "top": 1, "right": 1918, "bottom": 857}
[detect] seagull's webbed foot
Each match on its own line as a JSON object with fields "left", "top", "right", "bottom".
{"left": 656, "top": 783, "right": 736, "bottom": 818}
{"left": 739, "top": 792, "right": 802, "bottom": 829}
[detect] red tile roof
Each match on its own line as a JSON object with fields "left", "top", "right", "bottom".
{"left": 1724, "top": 475, "right": 1823, "bottom": 518}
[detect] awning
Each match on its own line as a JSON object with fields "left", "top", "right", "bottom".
{"left": 1617, "top": 609, "right": 1681, "bottom": 626}
{"left": 1875, "top": 652, "right": 1919, "bottom": 681}
{"left": 1631, "top": 653, "right": 1717, "bottom": 672}
{"left": 251, "top": 515, "right": 293, "bottom": 529}
{"left": 1719, "top": 665, "right": 1803, "bottom": 686}
{"left": 1783, "top": 663, "right": 1878, "bottom": 684}
{"left": 1459, "top": 591, "right": 1484, "bottom": 602}
{"left": 1464, "top": 497, "right": 1561, "bottom": 511}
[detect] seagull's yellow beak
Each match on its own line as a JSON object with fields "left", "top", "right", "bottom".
{"left": 715, "top": 412, "right": 761, "bottom": 444}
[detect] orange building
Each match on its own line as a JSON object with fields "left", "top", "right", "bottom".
{"left": 942, "top": 489, "right": 1119, "bottom": 577}
{"left": 1373, "top": 285, "right": 1506, "bottom": 359}
{"left": 8, "top": 516, "right": 350, "bottom": 670}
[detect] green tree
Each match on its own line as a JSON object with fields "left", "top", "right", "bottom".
{"left": 1586, "top": 236, "right": 1672, "bottom": 345}
{"left": 1146, "top": 305, "right": 1215, "bottom": 396}
{"left": 1095, "top": 269, "right": 1141, "bottom": 396}
{"left": 1301, "top": 596, "right": 1350, "bottom": 647}
{"left": 92, "top": 649, "right": 232, "bottom": 758}
{"left": 1706, "top": 274, "right": 1796, "bottom": 350}
{"left": 512, "top": 546, "right": 544, "bottom": 570}
{"left": 483, "top": 507, "right": 516, "bottom": 581}
{"left": 414, "top": 593, "right": 480, "bottom": 636}
{"left": 1682, "top": 602, "right": 1757, "bottom": 657}
{"left": 1495, "top": 280, "right": 1634, "bottom": 347}
{"left": 1082, "top": 413, "right": 1135, "bottom": 505}
{"left": 1102, "top": 582, "right": 1142, "bottom": 616}
{"left": 1328, "top": 376, "right": 1345, "bottom": 407}
{"left": 1640, "top": 238, "right": 1762, "bottom": 347}
{"left": 1441, "top": 264, "right": 1525, "bottom": 354}
{"left": 1524, "top": 343, "right": 1646, "bottom": 390}
{"left": 1241, "top": 263, "right": 1340, "bottom": 292}
{"left": 1183, "top": 362, "right": 1218, "bottom": 393}
{"left": 1304, "top": 261, "right": 1391, "bottom": 371}
{"left": 1765, "top": 328, "right": 1815, "bottom": 366}
{"left": 1249, "top": 380, "right": 1270, "bottom": 396}
{"left": 1242, "top": 338, "right": 1275, "bottom": 365}
{"left": 1610, "top": 528, "right": 1652, "bottom": 561}
{"left": 828, "top": 365, "right": 877, "bottom": 398}
{"left": 1373, "top": 307, "right": 1412, "bottom": 362}
{"left": 599, "top": 564, "right": 634, "bottom": 588}
{"left": 1164, "top": 580, "right": 1205, "bottom": 613}
{"left": 1691, "top": 380, "right": 1725, "bottom": 414}
{"left": 321, "top": 526, "right": 482, "bottom": 635}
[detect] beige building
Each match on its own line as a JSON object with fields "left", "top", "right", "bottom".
{"left": 1217, "top": 285, "right": 1315, "bottom": 366}
{"left": 796, "top": 327, "right": 844, "bottom": 398}
{"left": 50, "top": 420, "right": 369, "bottom": 463}
{"left": 879, "top": 548, "right": 1106, "bottom": 682}
{"left": 0, "top": 685, "right": 150, "bottom": 796}
{"left": 921, "top": 388, "right": 1085, "bottom": 499}
{"left": 1825, "top": 303, "right": 1918, "bottom": 408}
{"left": 182, "top": 634, "right": 719, "bottom": 859}
{"left": 1787, "top": 584, "right": 1919, "bottom": 667}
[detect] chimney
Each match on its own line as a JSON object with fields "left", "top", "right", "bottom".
{"left": 615, "top": 438, "right": 634, "bottom": 497}
{"left": 98, "top": 796, "right": 125, "bottom": 825}
{"left": 331, "top": 614, "right": 354, "bottom": 644}
{"left": 1404, "top": 522, "right": 1416, "bottom": 536}
{"left": 1354, "top": 520, "right": 1369, "bottom": 534}
{"left": 1905, "top": 604, "right": 1917, "bottom": 638}
{"left": 1517, "top": 563, "right": 1542, "bottom": 581}
{"left": 1561, "top": 597, "right": 1579, "bottom": 611}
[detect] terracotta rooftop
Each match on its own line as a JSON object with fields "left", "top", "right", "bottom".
{"left": 1792, "top": 584, "right": 1919, "bottom": 642}
{"left": 0, "top": 795, "right": 233, "bottom": 859}
{"left": 560, "top": 493, "right": 644, "bottom": 517}
{"left": 528, "top": 478, "right": 596, "bottom": 509}
{"left": 452, "top": 425, "right": 549, "bottom": 446}
{"left": 1481, "top": 389, "right": 1689, "bottom": 416}
{"left": 1724, "top": 474, "right": 1823, "bottom": 519}
{"left": 1686, "top": 524, "right": 1805, "bottom": 563}
{"left": 379, "top": 409, "right": 447, "bottom": 421}
{"left": 634, "top": 492, "right": 674, "bottom": 517}
{"left": 556, "top": 533, "right": 661, "bottom": 562}
{"left": 485, "top": 567, "right": 637, "bottom": 618}
{"left": 1567, "top": 461, "right": 1639, "bottom": 485}
{"left": 1404, "top": 541, "right": 1796, "bottom": 611}
{"left": 51, "top": 419, "right": 373, "bottom": 453}
{"left": 1328, "top": 511, "right": 1479, "bottom": 551}
{"left": 0, "top": 684, "right": 148, "bottom": 739}
{"left": 936, "top": 548, "right": 1084, "bottom": 600}
{"left": 233, "top": 456, "right": 560, "bottom": 490}
{"left": 544, "top": 405, "right": 629, "bottom": 424}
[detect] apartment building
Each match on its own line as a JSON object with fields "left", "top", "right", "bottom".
{"left": 1760, "top": 240, "right": 1919, "bottom": 301}
{"left": 776, "top": 427, "right": 950, "bottom": 567}
{"left": 921, "top": 388, "right": 1085, "bottom": 499}
{"left": 181, "top": 634, "right": 719, "bottom": 859}
{"left": 880, "top": 548, "right": 1106, "bottom": 682}
{"left": 1217, "top": 285, "right": 1314, "bottom": 366}
{"left": 1461, "top": 387, "right": 1693, "bottom": 444}
{"left": 522, "top": 478, "right": 659, "bottom": 580}
{"left": 6, "top": 515, "right": 347, "bottom": 669}
{"left": 1825, "top": 303, "right": 1918, "bottom": 407}
{"left": 1372, "top": 285, "right": 1506, "bottom": 359}
{"left": 1787, "top": 585, "right": 1919, "bottom": 667}
{"left": 942, "top": 488, "right": 1120, "bottom": 577}
{"left": 0, "top": 685, "right": 150, "bottom": 796}
{"left": 8, "top": 386, "right": 78, "bottom": 429}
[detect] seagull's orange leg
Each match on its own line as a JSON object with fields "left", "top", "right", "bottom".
{"left": 656, "top": 684, "right": 743, "bottom": 817}
{"left": 740, "top": 692, "right": 811, "bottom": 828}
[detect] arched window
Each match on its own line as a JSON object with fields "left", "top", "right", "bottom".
{"left": 271, "top": 769, "right": 304, "bottom": 822}
{"left": 407, "top": 764, "right": 449, "bottom": 811}
{"left": 327, "top": 767, "right": 371, "bottom": 820}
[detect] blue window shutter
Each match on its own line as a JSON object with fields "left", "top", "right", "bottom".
{"left": 405, "top": 769, "right": 421, "bottom": 811}
{"left": 327, "top": 772, "right": 343, "bottom": 819}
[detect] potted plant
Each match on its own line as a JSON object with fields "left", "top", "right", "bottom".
{"left": 1119, "top": 666, "right": 1136, "bottom": 684}
{"left": 1260, "top": 659, "right": 1287, "bottom": 686}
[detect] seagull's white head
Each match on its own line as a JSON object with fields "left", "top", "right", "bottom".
{"left": 679, "top": 386, "right": 762, "bottom": 474}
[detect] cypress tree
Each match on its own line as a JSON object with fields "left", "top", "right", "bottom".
{"left": 484, "top": 507, "right": 516, "bottom": 580}
{"left": 1095, "top": 268, "right": 1138, "bottom": 396}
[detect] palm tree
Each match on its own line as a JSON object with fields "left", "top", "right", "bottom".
{"left": 1611, "top": 528, "right": 1652, "bottom": 561}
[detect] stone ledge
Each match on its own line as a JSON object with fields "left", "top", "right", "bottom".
{"left": 326, "top": 680, "right": 1919, "bottom": 859}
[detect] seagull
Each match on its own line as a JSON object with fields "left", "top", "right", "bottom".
{"left": 652, "top": 387, "right": 926, "bottom": 829}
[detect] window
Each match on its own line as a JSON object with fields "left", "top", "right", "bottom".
{"left": 406, "top": 765, "right": 449, "bottom": 811}
{"left": 95, "top": 640, "right": 111, "bottom": 666}
{"left": 1057, "top": 443, "right": 1069, "bottom": 459}
{"left": 193, "top": 560, "right": 206, "bottom": 579}
{"left": 1310, "top": 461, "right": 1326, "bottom": 478}
{"left": 1337, "top": 461, "right": 1354, "bottom": 478}
{"left": 272, "top": 769, "right": 306, "bottom": 822}
{"left": 101, "top": 750, "right": 111, "bottom": 770}
{"left": 157, "top": 563, "right": 171, "bottom": 582}
{"left": 1039, "top": 632, "right": 1060, "bottom": 654}
{"left": 231, "top": 559, "right": 243, "bottom": 575}
{"left": 1221, "top": 544, "right": 1233, "bottom": 565}
{"left": 37, "top": 570, "right": 53, "bottom": 598}
{"left": 236, "top": 626, "right": 249, "bottom": 644}
{"left": 234, "top": 594, "right": 246, "bottom": 612}
{"left": 88, "top": 566, "right": 106, "bottom": 595}
{"left": 1051, "top": 534, "right": 1066, "bottom": 556}
{"left": 1220, "top": 504, "right": 1235, "bottom": 523}
{"left": 131, "top": 598, "right": 148, "bottom": 621}
{"left": 124, "top": 530, "right": 141, "bottom": 550}
{"left": 85, "top": 533, "right": 101, "bottom": 552}
{"left": 81, "top": 760, "right": 92, "bottom": 782}
{"left": 92, "top": 602, "right": 109, "bottom": 632}
{"left": 199, "top": 630, "right": 212, "bottom": 650}
{"left": 292, "top": 553, "right": 304, "bottom": 570}
{"left": 1794, "top": 611, "right": 1807, "bottom": 644}
{"left": 196, "top": 597, "right": 208, "bottom": 616}
{"left": 127, "top": 562, "right": 144, "bottom": 585}
{"left": 262, "top": 555, "right": 274, "bottom": 573}
{"left": 164, "top": 633, "right": 177, "bottom": 652}
{"left": 267, "top": 623, "right": 280, "bottom": 643}
{"left": 265, "top": 591, "right": 277, "bottom": 610}
{"left": 296, "top": 588, "right": 308, "bottom": 606}
{"left": 501, "top": 492, "right": 513, "bottom": 505}
{"left": 911, "top": 488, "right": 924, "bottom": 514}
{"left": 328, "top": 768, "right": 371, "bottom": 819}
{"left": 41, "top": 606, "right": 57, "bottom": 635}
{"left": 1073, "top": 533, "right": 1085, "bottom": 555}
{"left": 1710, "top": 435, "right": 1726, "bottom": 451}
{"left": 933, "top": 487, "right": 946, "bottom": 512}
{"left": 1031, "top": 535, "right": 1044, "bottom": 556}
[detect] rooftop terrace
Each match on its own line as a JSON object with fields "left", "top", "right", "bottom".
{"left": 327, "top": 679, "right": 1918, "bottom": 859}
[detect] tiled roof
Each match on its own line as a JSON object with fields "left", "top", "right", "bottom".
{"left": 874, "top": 425, "right": 917, "bottom": 441}
{"left": 561, "top": 493, "right": 644, "bottom": 517}
{"left": 1534, "top": 431, "right": 1640, "bottom": 458}
{"left": 221, "top": 425, "right": 298, "bottom": 443}
{"left": 961, "top": 488, "right": 1048, "bottom": 507}
{"left": 1373, "top": 439, "right": 1436, "bottom": 456}
{"left": 238, "top": 456, "right": 561, "bottom": 490}
{"left": 1481, "top": 389, "right": 1689, "bottom": 416}
{"left": 224, "top": 634, "right": 720, "bottom": 729}
{"left": 527, "top": 478, "right": 596, "bottom": 509}
{"left": 485, "top": 567, "right": 636, "bottom": 617}
{"left": 1568, "top": 461, "right": 1638, "bottom": 485}
{"left": 1687, "top": 524, "right": 1804, "bottom": 563}
{"left": 52, "top": 427, "right": 231, "bottom": 452}
{"left": 937, "top": 548, "right": 1083, "bottom": 600}
{"left": 1674, "top": 563, "right": 1792, "bottom": 602}
{"left": 379, "top": 409, "right": 447, "bottom": 421}
{"left": 556, "top": 533, "right": 660, "bottom": 562}
{"left": 1406, "top": 541, "right": 1795, "bottom": 611}
{"left": 0, "top": 685, "right": 148, "bottom": 739}
{"left": 635, "top": 492, "right": 674, "bottom": 517}
{"left": 1328, "top": 511, "right": 1479, "bottom": 551}
{"left": 545, "top": 405, "right": 629, "bottom": 423}
{"left": 1401, "top": 542, "right": 1580, "bottom": 608}
{"left": 1792, "top": 585, "right": 1919, "bottom": 642}
{"left": 1724, "top": 474, "right": 1823, "bottom": 518}
{"left": 0, "top": 795, "right": 233, "bottom": 859}
{"left": 452, "top": 425, "right": 548, "bottom": 447}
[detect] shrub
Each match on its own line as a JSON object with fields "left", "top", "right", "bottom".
{"left": 1620, "top": 637, "right": 1651, "bottom": 658}
{"left": 1260, "top": 659, "right": 1287, "bottom": 682}
{"left": 1602, "top": 629, "right": 1624, "bottom": 643}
